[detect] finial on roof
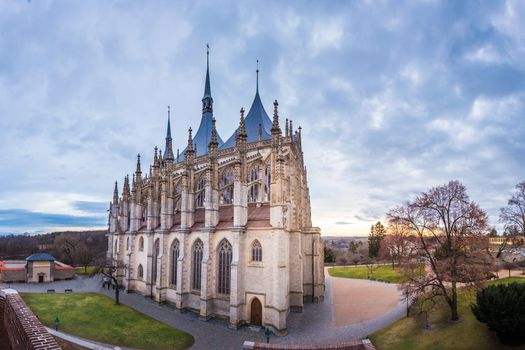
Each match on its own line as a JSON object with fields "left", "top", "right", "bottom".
{"left": 256, "top": 59, "right": 259, "bottom": 95}
{"left": 289, "top": 120, "right": 293, "bottom": 135}
{"left": 271, "top": 99, "right": 281, "bottom": 135}
{"left": 176, "top": 148, "right": 180, "bottom": 162}
{"left": 285, "top": 118, "right": 289, "bottom": 137}
{"left": 209, "top": 117, "right": 219, "bottom": 152}
{"left": 186, "top": 127, "right": 194, "bottom": 160}
{"left": 113, "top": 181, "right": 119, "bottom": 204}
{"left": 236, "top": 107, "right": 247, "bottom": 146}
{"left": 136, "top": 154, "right": 142, "bottom": 174}
{"left": 154, "top": 146, "right": 158, "bottom": 163}
{"left": 202, "top": 44, "right": 213, "bottom": 105}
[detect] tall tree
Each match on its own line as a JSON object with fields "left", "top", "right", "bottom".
{"left": 381, "top": 223, "right": 413, "bottom": 268}
{"left": 388, "top": 180, "right": 491, "bottom": 321}
{"left": 323, "top": 247, "right": 336, "bottom": 263}
{"left": 500, "top": 181, "right": 525, "bottom": 236}
{"left": 368, "top": 221, "right": 386, "bottom": 258}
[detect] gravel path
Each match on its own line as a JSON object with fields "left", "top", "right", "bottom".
{"left": 7, "top": 274, "right": 406, "bottom": 350}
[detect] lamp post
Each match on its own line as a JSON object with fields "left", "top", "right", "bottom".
{"left": 54, "top": 317, "right": 60, "bottom": 331}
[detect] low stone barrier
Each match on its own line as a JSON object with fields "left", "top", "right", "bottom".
{"left": 242, "top": 339, "right": 376, "bottom": 350}
{"left": 0, "top": 288, "right": 62, "bottom": 350}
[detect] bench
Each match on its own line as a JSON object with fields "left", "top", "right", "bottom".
{"left": 64, "top": 289, "right": 73, "bottom": 293}
{"left": 47, "top": 289, "right": 55, "bottom": 293}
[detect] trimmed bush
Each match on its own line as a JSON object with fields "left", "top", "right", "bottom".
{"left": 470, "top": 282, "right": 525, "bottom": 346}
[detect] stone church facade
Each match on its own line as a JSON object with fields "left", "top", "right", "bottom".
{"left": 107, "top": 51, "right": 324, "bottom": 331}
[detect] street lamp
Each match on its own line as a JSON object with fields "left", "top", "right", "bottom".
{"left": 54, "top": 317, "right": 60, "bottom": 331}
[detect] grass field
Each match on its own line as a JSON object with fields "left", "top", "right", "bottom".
{"left": 328, "top": 265, "right": 408, "bottom": 283}
{"left": 369, "top": 277, "right": 525, "bottom": 350}
{"left": 21, "top": 292, "right": 194, "bottom": 350}
{"left": 74, "top": 266, "right": 96, "bottom": 275}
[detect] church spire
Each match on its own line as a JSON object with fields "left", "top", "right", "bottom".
{"left": 164, "top": 105, "right": 174, "bottom": 162}
{"left": 202, "top": 44, "right": 213, "bottom": 113}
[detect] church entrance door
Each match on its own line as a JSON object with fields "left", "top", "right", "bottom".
{"left": 250, "top": 298, "right": 262, "bottom": 326}
{"left": 38, "top": 275, "right": 44, "bottom": 283}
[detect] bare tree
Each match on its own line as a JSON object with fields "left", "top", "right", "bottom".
{"left": 93, "top": 256, "right": 127, "bottom": 305}
{"left": 388, "top": 180, "right": 491, "bottom": 321}
{"left": 502, "top": 260, "right": 517, "bottom": 278}
{"left": 500, "top": 181, "right": 525, "bottom": 236}
{"left": 381, "top": 223, "right": 412, "bottom": 268}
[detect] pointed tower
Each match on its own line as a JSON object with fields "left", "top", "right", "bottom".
{"left": 184, "top": 45, "right": 224, "bottom": 158}
{"left": 164, "top": 106, "right": 175, "bottom": 163}
{"left": 202, "top": 44, "right": 213, "bottom": 114}
{"left": 221, "top": 60, "right": 272, "bottom": 149}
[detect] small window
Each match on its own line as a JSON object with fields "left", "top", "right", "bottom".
{"left": 137, "top": 264, "right": 144, "bottom": 280}
{"left": 252, "top": 240, "right": 262, "bottom": 262}
{"left": 139, "top": 236, "right": 144, "bottom": 251}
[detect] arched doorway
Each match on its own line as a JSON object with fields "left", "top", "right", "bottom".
{"left": 250, "top": 298, "right": 262, "bottom": 326}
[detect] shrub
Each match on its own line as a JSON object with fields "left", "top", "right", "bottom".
{"left": 470, "top": 283, "right": 525, "bottom": 346}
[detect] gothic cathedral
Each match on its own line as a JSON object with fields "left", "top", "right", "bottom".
{"left": 107, "top": 51, "right": 324, "bottom": 331}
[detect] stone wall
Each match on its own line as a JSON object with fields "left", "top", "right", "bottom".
{"left": 54, "top": 269, "right": 75, "bottom": 281}
{"left": 242, "top": 339, "right": 376, "bottom": 350}
{"left": 0, "top": 269, "right": 26, "bottom": 283}
{"left": 0, "top": 289, "right": 62, "bottom": 350}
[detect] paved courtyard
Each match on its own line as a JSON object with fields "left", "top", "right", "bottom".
{"left": 7, "top": 272, "right": 405, "bottom": 350}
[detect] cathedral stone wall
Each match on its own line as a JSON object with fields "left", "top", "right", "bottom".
{"left": 107, "top": 57, "right": 324, "bottom": 331}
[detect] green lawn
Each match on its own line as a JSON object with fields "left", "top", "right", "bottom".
{"left": 369, "top": 277, "right": 525, "bottom": 350}
{"left": 74, "top": 266, "right": 97, "bottom": 275}
{"left": 328, "top": 265, "right": 408, "bottom": 283}
{"left": 20, "top": 292, "right": 194, "bottom": 350}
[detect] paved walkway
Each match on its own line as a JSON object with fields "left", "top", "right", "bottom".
{"left": 46, "top": 326, "right": 130, "bottom": 350}
{"left": 8, "top": 274, "right": 406, "bottom": 350}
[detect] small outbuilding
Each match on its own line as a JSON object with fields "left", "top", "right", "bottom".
{"left": 0, "top": 253, "right": 75, "bottom": 283}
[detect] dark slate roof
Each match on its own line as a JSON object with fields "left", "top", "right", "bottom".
{"left": 220, "top": 91, "right": 272, "bottom": 149}
{"left": 26, "top": 253, "right": 55, "bottom": 261}
{"left": 178, "top": 112, "right": 224, "bottom": 160}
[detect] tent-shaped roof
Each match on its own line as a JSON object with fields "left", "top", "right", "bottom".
{"left": 220, "top": 91, "right": 272, "bottom": 149}
{"left": 26, "top": 253, "right": 55, "bottom": 261}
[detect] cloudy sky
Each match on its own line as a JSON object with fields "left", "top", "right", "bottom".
{"left": 0, "top": 0, "right": 524, "bottom": 235}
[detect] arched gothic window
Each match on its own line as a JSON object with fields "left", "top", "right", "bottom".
{"left": 248, "top": 165, "right": 259, "bottom": 182}
{"left": 195, "top": 177, "right": 206, "bottom": 208}
{"left": 264, "top": 164, "right": 271, "bottom": 201}
{"left": 192, "top": 239, "right": 204, "bottom": 290}
{"left": 248, "top": 184, "right": 259, "bottom": 203}
{"left": 170, "top": 239, "right": 180, "bottom": 286}
{"left": 142, "top": 207, "right": 147, "bottom": 223}
{"left": 153, "top": 239, "right": 160, "bottom": 283}
{"left": 138, "top": 237, "right": 144, "bottom": 251}
{"left": 252, "top": 240, "right": 262, "bottom": 262}
{"left": 137, "top": 264, "right": 144, "bottom": 280}
{"left": 218, "top": 239, "right": 232, "bottom": 295}
{"left": 219, "top": 167, "right": 234, "bottom": 204}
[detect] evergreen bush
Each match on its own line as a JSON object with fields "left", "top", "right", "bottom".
{"left": 470, "top": 282, "right": 525, "bottom": 346}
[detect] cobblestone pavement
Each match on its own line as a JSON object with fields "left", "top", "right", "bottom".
{"left": 8, "top": 274, "right": 406, "bottom": 350}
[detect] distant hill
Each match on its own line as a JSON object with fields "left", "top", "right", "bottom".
{"left": 0, "top": 230, "right": 107, "bottom": 262}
